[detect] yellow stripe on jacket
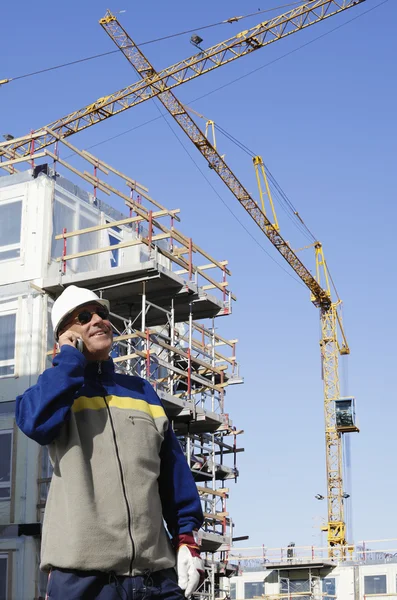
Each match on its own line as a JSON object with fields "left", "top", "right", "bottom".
{"left": 72, "top": 395, "right": 166, "bottom": 419}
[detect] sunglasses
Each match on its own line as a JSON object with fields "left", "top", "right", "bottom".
{"left": 73, "top": 307, "right": 110, "bottom": 325}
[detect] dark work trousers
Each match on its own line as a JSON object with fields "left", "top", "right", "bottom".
{"left": 45, "top": 567, "right": 185, "bottom": 600}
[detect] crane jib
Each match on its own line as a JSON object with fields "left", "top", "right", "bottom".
{"left": 0, "top": 0, "right": 366, "bottom": 160}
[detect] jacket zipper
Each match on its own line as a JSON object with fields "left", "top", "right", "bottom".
{"left": 98, "top": 363, "right": 136, "bottom": 575}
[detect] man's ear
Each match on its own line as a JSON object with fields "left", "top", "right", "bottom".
{"left": 57, "top": 322, "right": 70, "bottom": 338}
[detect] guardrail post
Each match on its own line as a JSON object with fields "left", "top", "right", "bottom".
{"left": 188, "top": 238, "right": 193, "bottom": 282}
{"left": 30, "top": 131, "right": 35, "bottom": 169}
{"left": 61, "top": 228, "right": 67, "bottom": 274}
{"left": 148, "top": 210, "right": 153, "bottom": 257}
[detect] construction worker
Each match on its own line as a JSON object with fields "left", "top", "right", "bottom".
{"left": 15, "top": 285, "right": 204, "bottom": 600}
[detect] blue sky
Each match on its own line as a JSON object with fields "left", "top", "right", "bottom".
{"left": 2, "top": 0, "right": 396, "bottom": 551}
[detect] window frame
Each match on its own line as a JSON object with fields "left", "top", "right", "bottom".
{"left": 364, "top": 574, "right": 387, "bottom": 595}
{"left": 0, "top": 308, "right": 17, "bottom": 379}
{"left": 0, "top": 553, "right": 8, "bottom": 600}
{"left": 41, "top": 445, "right": 54, "bottom": 480}
{"left": 0, "top": 429, "right": 13, "bottom": 501}
{"left": 51, "top": 188, "right": 100, "bottom": 273}
{"left": 109, "top": 233, "right": 121, "bottom": 268}
{"left": 280, "top": 578, "right": 310, "bottom": 600}
{"left": 46, "top": 300, "right": 55, "bottom": 369}
{"left": 229, "top": 582, "right": 236, "bottom": 600}
{"left": 0, "top": 197, "right": 23, "bottom": 264}
{"left": 322, "top": 577, "right": 336, "bottom": 598}
{"left": 105, "top": 220, "right": 123, "bottom": 269}
{"left": 38, "top": 446, "right": 53, "bottom": 507}
{"left": 244, "top": 580, "right": 265, "bottom": 599}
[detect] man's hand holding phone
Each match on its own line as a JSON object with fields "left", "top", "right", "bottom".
{"left": 58, "top": 331, "right": 84, "bottom": 352}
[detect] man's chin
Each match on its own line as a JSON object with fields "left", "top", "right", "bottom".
{"left": 84, "top": 342, "right": 112, "bottom": 362}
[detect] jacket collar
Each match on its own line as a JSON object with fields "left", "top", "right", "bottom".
{"left": 84, "top": 357, "right": 115, "bottom": 379}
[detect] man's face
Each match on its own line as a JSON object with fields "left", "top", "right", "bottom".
{"left": 60, "top": 302, "right": 113, "bottom": 360}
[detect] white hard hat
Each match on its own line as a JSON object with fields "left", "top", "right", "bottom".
{"left": 51, "top": 285, "right": 110, "bottom": 340}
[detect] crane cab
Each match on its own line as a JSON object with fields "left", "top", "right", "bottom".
{"left": 335, "top": 397, "right": 359, "bottom": 433}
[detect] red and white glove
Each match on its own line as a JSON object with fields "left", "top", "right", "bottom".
{"left": 174, "top": 532, "right": 205, "bottom": 597}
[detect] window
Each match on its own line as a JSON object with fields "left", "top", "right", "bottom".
{"left": 51, "top": 198, "right": 75, "bottom": 260}
{"left": 0, "top": 402, "right": 15, "bottom": 416}
{"left": 78, "top": 214, "right": 100, "bottom": 272}
{"left": 106, "top": 221, "right": 123, "bottom": 269}
{"left": 109, "top": 234, "right": 120, "bottom": 267}
{"left": 39, "top": 446, "right": 53, "bottom": 506}
{"left": 230, "top": 582, "right": 236, "bottom": 600}
{"left": 280, "top": 578, "right": 310, "bottom": 600}
{"left": 51, "top": 193, "right": 100, "bottom": 274}
{"left": 46, "top": 303, "right": 55, "bottom": 369}
{"left": 364, "top": 575, "right": 386, "bottom": 594}
{"left": 0, "top": 313, "right": 16, "bottom": 377}
{"left": 41, "top": 445, "right": 54, "bottom": 480}
{"left": 244, "top": 581, "right": 264, "bottom": 599}
{"left": 0, "top": 431, "right": 12, "bottom": 500}
{"left": 0, "top": 198, "right": 22, "bottom": 262}
{"left": 322, "top": 578, "right": 336, "bottom": 597}
{"left": 0, "top": 554, "right": 7, "bottom": 600}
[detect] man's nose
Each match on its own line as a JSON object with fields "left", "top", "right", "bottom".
{"left": 90, "top": 312, "right": 104, "bottom": 326}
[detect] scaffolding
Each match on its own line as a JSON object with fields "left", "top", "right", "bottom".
{"left": 0, "top": 131, "right": 243, "bottom": 599}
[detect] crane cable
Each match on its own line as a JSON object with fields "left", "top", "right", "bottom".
{"left": 213, "top": 122, "right": 317, "bottom": 244}
{"left": 196, "top": 118, "right": 345, "bottom": 300}
{"left": 0, "top": 2, "right": 301, "bottom": 85}
{"left": 60, "top": 0, "right": 387, "bottom": 162}
{"left": 149, "top": 102, "right": 309, "bottom": 290}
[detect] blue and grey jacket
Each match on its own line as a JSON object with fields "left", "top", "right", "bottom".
{"left": 15, "top": 346, "right": 203, "bottom": 576}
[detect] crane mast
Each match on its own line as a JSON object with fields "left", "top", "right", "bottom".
{"left": 99, "top": 10, "right": 359, "bottom": 557}
{"left": 1, "top": 0, "right": 365, "bottom": 161}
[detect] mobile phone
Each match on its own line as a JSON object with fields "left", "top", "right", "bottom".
{"left": 76, "top": 338, "right": 84, "bottom": 353}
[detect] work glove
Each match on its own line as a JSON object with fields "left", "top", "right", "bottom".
{"left": 175, "top": 532, "right": 205, "bottom": 597}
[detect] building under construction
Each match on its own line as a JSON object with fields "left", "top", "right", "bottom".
{"left": 225, "top": 539, "right": 397, "bottom": 599}
{"left": 0, "top": 134, "right": 243, "bottom": 599}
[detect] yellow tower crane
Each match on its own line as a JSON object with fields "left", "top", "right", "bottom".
{"left": 98, "top": 9, "right": 361, "bottom": 556}
{"left": 0, "top": 0, "right": 365, "bottom": 555}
